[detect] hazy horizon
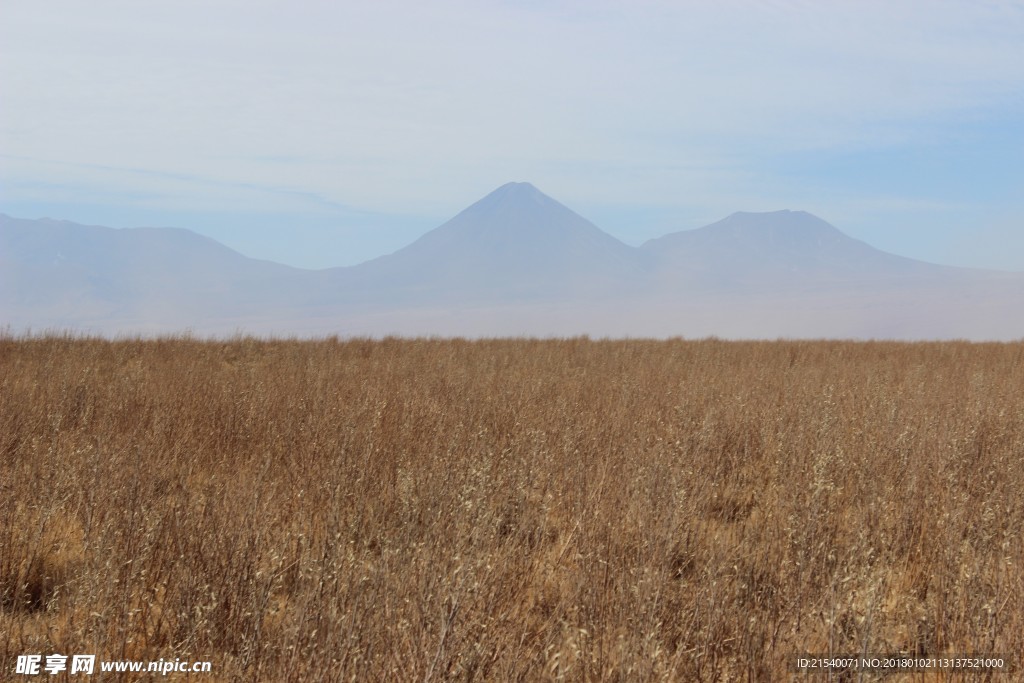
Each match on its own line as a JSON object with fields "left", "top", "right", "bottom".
{"left": 2, "top": 1, "right": 1022, "bottom": 271}
{"left": 5, "top": 181, "right": 1023, "bottom": 341}
{"left": 4, "top": 184, "right": 1024, "bottom": 276}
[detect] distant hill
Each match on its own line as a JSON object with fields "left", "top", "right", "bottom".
{"left": 2, "top": 185, "right": 1022, "bottom": 339}
{"left": 0, "top": 214, "right": 308, "bottom": 333}
{"left": 641, "top": 210, "right": 950, "bottom": 291}
{"left": 332, "top": 182, "right": 643, "bottom": 305}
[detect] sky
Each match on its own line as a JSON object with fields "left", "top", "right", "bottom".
{"left": 2, "top": 0, "right": 1023, "bottom": 271}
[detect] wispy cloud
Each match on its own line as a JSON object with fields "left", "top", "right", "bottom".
{"left": 1, "top": 0, "right": 1022, "bottom": 268}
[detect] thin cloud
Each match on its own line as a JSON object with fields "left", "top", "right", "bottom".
{"left": 1, "top": 0, "right": 1022, "bottom": 268}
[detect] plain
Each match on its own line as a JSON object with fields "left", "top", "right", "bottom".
{"left": 1, "top": 336, "right": 1022, "bottom": 680}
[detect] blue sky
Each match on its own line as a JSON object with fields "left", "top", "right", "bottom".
{"left": 2, "top": 0, "right": 1022, "bottom": 270}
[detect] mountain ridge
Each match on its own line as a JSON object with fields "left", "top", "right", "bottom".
{"left": 2, "top": 184, "right": 1022, "bottom": 339}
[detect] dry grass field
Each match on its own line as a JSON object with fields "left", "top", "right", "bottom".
{"left": 1, "top": 335, "right": 1022, "bottom": 681}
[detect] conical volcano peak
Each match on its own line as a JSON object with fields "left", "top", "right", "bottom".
{"left": 499, "top": 181, "right": 539, "bottom": 192}
{"left": 472, "top": 181, "right": 555, "bottom": 213}
{"left": 428, "top": 181, "right": 630, "bottom": 248}
{"left": 345, "top": 181, "right": 639, "bottom": 297}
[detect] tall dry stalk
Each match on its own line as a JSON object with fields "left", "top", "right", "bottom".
{"left": 1, "top": 335, "right": 1021, "bottom": 680}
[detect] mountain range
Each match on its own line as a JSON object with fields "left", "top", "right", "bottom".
{"left": 2, "top": 182, "right": 1022, "bottom": 339}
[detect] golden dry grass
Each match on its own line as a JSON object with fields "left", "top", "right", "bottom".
{"left": 1, "top": 335, "right": 1022, "bottom": 681}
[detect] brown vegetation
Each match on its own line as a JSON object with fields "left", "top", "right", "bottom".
{"left": 1, "top": 335, "right": 1022, "bottom": 680}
